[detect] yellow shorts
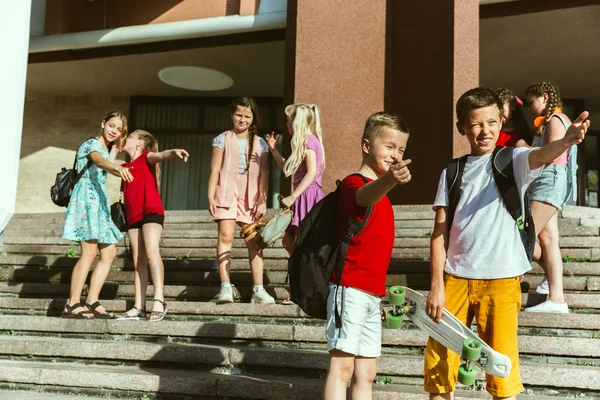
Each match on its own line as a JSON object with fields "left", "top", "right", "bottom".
{"left": 423, "top": 274, "right": 523, "bottom": 397}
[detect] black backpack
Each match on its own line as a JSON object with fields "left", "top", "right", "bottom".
{"left": 50, "top": 139, "right": 93, "bottom": 207}
{"left": 288, "top": 174, "right": 372, "bottom": 323}
{"left": 446, "top": 146, "right": 535, "bottom": 261}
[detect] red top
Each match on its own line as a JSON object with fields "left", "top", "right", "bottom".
{"left": 497, "top": 129, "right": 522, "bottom": 147}
{"left": 331, "top": 175, "right": 395, "bottom": 296}
{"left": 122, "top": 152, "right": 164, "bottom": 226}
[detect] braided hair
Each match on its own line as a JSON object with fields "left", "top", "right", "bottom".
{"left": 230, "top": 97, "right": 259, "bottom": 171}
{"left": 525, "top": 81, "right": 563, "bottom": 136}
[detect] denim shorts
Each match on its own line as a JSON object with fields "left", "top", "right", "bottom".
{"left": 528, "top": 164, "right": 571, "bottom": 210}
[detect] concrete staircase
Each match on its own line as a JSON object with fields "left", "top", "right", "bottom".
{"left": 0, "top": 206, "right": 598, "bottom": 399}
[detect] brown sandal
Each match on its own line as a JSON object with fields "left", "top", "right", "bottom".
{"left": 85, "top": 301, "right": 115, "bottom": 319}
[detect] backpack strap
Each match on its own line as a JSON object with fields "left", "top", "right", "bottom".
{"left": 446, "top": 155, "right": 468, "bottom": 228}
{"left": 72, "top": 138, "right": 96, "bottom": 184}
{"left": 334, "top": 173, "right": 373, "bottom": 329}
{"left": 492, "top": 146, "right": 536, "bottom": 260}
{"left": 491, "top": 146, "right": 523, "bottom": 226}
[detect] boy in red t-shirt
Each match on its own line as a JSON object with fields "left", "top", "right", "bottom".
{"left": 324, "top": 112, "right": 412, "bottom": 400}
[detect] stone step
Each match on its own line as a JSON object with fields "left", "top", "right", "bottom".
{"left": 4, "top": 244, "right": 599, "bottom": 262}
{"left": 0, "top": 281, "right": 598, "bottom": 310}
{"left": 0, "top": 315, "right": 598, "bottom": 361}
{"left": 0, "top": 267, "right": 597, "bottom": 292}
{"left": 1, "top": 298, "right": 599, "bottom": 331}
{"left": 0, "top": 336, "right": 597, "bottom": 395}
{"left": 0, "top": 359, "right": 528, "bottom": 400}
{"left": 1, "top": 255, "right": 599, "bottom": 278}
{"left": 5, "top": 235, "right": 600, "bottom": 249}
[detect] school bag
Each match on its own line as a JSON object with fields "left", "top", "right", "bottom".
{"left": 446, "top": 146, "right": 536, "bottom": 261}
{"left": 50, "top": 139, "right": 94, "bottom": 207}
{"left": 288, "top": 174, "right": 371, "bottom": 323}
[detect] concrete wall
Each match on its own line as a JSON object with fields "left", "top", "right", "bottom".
{"left": 17, "top": 94, "right": 129, "bottom": 214}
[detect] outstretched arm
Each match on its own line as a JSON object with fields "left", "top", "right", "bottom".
{"left": 147, "top": 149, "right": 189, "bottom": 164}
{"left": 529, "top": 111, "right": 590, "bottom": 170}
{"left": 356, "top": 159, "right": 412, "bottom": 207}
{"left": 88, "top": 152, "right": 133, "bottom": 182}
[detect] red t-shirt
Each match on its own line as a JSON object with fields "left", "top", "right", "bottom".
{"left": 331, "top": 175, "right": 395, "bottom": 295}
{"left": 497, "top": 129, "right": 522, "bottom": 147}
{"left": 122, "top": 152, "right": 164, "bottom": 226}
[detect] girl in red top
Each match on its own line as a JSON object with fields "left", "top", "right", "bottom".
{"left": 118, "top": 130, "right": 189, "bottom": 321}
{"left": 495, "top": 88, "right": 528, "bottom": 148}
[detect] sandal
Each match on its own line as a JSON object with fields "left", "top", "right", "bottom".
{"left": 117, "top": 306, "right": 147, "bottom": 320}
{"left": 85, "top": 301, "right": 115, "bottom": 319}
{"left": 281, "top": 298, "right": 295, "bottom": 305}
{"left": 148, "top": 299, "right": 168, "bottom": 322}
{"left": 61, "top": 302, "right": 93, "bottom": 319}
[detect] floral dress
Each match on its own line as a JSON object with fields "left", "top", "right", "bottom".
{"left": 62, "top": 138, "right": 123, "bottom": 244}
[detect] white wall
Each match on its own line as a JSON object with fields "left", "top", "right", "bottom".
{"left": 0, "top": 0, "right": 31, "bottom": 238}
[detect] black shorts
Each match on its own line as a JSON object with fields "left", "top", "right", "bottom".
{"left": 128, "top": 213, "right": 165, "bottom": 230}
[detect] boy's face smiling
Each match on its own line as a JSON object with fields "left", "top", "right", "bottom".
{"left": 457, "top": 105, "right": 502, "bottom": 156}
{"left": 364, "top": 127, "right": 408, "bottom": 175}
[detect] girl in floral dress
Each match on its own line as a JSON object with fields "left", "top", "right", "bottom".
{"left": 61, "top": 111, "right": 133, "bottom": 318}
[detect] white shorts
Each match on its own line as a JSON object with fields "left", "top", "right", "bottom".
{"left": 326, "top": 283, "right": 382, "bottom": 357}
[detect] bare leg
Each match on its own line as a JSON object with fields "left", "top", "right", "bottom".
{"left": 281, "top": 228, "right": 297, "bottom": 257}
{"left": 217, "top": 220, "right": 236, "bottom": 283}
{"left": 66, "top": 240, "right": 97, "bottom": 315}
{"left": 244, "top": 231, "right": 264, "bottom": 286}
{"left": 142, "top": 223, "right": 166, "bottom": 318}
{"left": 128, "top": 228, "right": 148, "bottom": 313}
{"left": 430, "top": 395, "right": 453, "bottom": 400}
{"left": 324, "top": 350, "right": 355, "bottom": 400}
{"left": 350, "top": 357, "right": 377, "bottom": 400}
{"left": 538, "top": 214, "right": 566, "bottom": 304}
{"left": 85, "top": 243, "right": 116, "bottom": 313}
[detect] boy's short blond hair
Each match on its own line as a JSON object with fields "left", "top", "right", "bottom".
{"left": 362, "top": 112, "right": 410, "bottom": 144}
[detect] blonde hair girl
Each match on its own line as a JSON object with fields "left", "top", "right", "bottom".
{"left": 61, "top": 111, "right": 133, "bottom": 319}
{"left": 117, "top": 129, "right": 189, "bottom": 321}
{"left": 208, "top": 97, "right": 275, "bottom": 305}
{"left": 266, "top": 103, "right": 326, "bottom": 304}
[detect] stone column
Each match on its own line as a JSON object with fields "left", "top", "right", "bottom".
{"left": 0, "top": 0, "right": 31, "bottom": 237}
{"left": 284, "top": 0, "right": 387, "bottom": 194}
{"left": 386, "top": 0, "right": 479, "bottom": 204}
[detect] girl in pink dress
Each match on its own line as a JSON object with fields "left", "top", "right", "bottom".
{"left": 266, "top": 103, "right": 326, "bottom": 304}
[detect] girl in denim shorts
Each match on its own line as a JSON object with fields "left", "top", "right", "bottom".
{"left": 524, "top": 81, "right": 575, "bottom": 314}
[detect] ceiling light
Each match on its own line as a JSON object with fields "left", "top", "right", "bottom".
{"left": 158, "top": 66, "right": 234, "bottom": 91}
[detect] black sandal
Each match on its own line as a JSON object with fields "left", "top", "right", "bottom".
{"left": 85, "top": 301, "right": 115, "bottom": 319}
{"left": 117, "top": 307, "right": 147, "bottom": 320}
{"left": 149, "top": 299, "right": 168, "bottom": 322}
{"left": 61, "top": 302, "right": 93, "bottom": 319}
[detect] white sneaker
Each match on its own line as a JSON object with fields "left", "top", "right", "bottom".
{"left": 536, "top": 277, "right": 550, "bottom": 295}
{"left": 524, "top": 300, "right": 569, "bottom": 313}
{"left": 251, "top": 286, "right": 275, "bottom": 304}
{"left": 231, "top": 284, "right": 241, "bottom": 300}
{"left": 217, "top": 285, "right": 233, "bottom": 304}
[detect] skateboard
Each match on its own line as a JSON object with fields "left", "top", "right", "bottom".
{"left": 386, "top": 286, "right": 512, "bottom": 386}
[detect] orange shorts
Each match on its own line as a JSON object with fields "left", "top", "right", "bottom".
{"left": 213, "top": 174, "right": 254, "bottom": 225}
{"left": 423, "top": 274, "right": 523, "bottom": 397}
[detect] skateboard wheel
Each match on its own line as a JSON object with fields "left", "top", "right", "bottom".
{"left": 386, "top": 311, "right": 403, "bottom": 329}
{"left": 461, "top": 338, "right": 483, "bottom": 361}
{"left": 387, "top": 286, "right": 406, "bottom": 306}
{"left": 458, "top": 363, "right": 477, "bottom": 386}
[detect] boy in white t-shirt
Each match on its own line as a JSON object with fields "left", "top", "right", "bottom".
{"left": 424, "top": 87, "right": 591, "bottom": 400}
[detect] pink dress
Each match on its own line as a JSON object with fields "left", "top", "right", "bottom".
{"left": 290, "top": 135, "right": 325, "bottom": 227}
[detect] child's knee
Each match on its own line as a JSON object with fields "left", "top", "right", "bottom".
{"left": 353, "top": 362, "right": 377, "bottom": 383}
{"left": 218, "top": 230, "right": 234, "bottom": 245}
{"left": 538, "top": 229, "right": 558, "bottom": 247}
